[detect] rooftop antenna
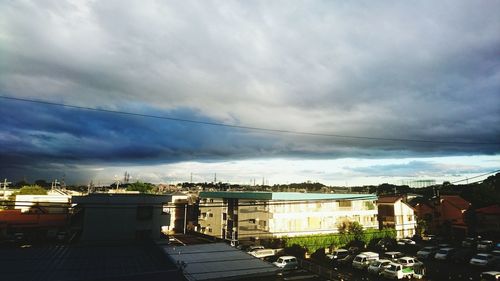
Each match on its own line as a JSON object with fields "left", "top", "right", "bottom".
{"left": 114, "top": 175, "right": 120, "bottom": 190}
{"left": 2, "top": 179, "right": 12, "bottom": 200}
{"left": 61, "top": 173, "right": 66, "bottom": 189}
{"left": 214, "top": 173, "right": 217, "bottom": 184}
{"left": 87, "top": 180, "right": 94, "bottom": 194}
{"left": 123, "top": 171, "right": 130, "bottom": 184}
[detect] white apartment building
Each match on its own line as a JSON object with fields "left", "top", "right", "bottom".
{"left": 15, "top": 194, "right": 71, "bottom": 213}
{"left": 377, "top": 196, "right": 417, "bottom": 239}
{"left": 198, "top": 191, "right": 378, "bottom": 243}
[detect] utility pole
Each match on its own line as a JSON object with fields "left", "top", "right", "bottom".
{"left": 2, "top": 179, "right": 12, "bottom": 200}
{"left": 184, "top": 203, "right": 188, "bottom": 234}
{"left": 51, "top": 179, "right": 60, "bottom": 191}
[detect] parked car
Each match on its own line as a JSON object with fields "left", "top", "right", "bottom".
{"left": 491, "top": 250, "right": 500, "bottom": 259}
{"left": 273, "top": 256, "right": 298, "bottom": 270}
{"left": 397, "top": 238, "right": 416, "bottom": 245}
{"left": 367, "top": 259, "right": 392, "bottom": 276}
{"left": 435, "top": 248, "right": 456, "bottom": 260}
{"left": 336, "top": 254, "right": 356, "bottom": 267}
{"left": 478, "top": 241, "right": 495, "bottom": 252}
{"left": 14, "top": 232, "right": 25, "bottom": 242}
{"left": 247, "top": 245, "right": 265, "bottom": 252}
{"left": 470, "top": 254, "right": 496, "bottom": 267}
{"left": 462, "top": 237, "right": 477, "bottom": 248}
{"left": 352, "top": 252, "right": 379, "bottom": 270}
{"left": 327, "top": 249, "right": 349, "bottom": 261}
{"left": 384, "top": 251, "right": 404, "bottom": 261}
{"left": 381, "top": 263, "right": 414, "bottom": 280}
{"left": 417, "top": 246, "right": 438, "bottom": 260}
{"left": 398, "top": 257, "right": 417, "bottom": 268}
{"left": 451, "top": 248, "right": 474, "bottom": 264}
{"left": 56, "top": 231, "right": 67, "bottom": 241}
{"left": 480, "top": 271, "right": 500, "bottom": 281}
{"left": 250, "top": 249, "right": 276, "bottom": 259}
{"left": 375, "top": 238, "right": 397, "bottom": 252}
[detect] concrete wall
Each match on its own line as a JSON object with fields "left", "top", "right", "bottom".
{"left": 73, "top": 194, "right": 171, "bottom": 241}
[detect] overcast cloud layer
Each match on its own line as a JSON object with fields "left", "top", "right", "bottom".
{"left": 0, "top": 1, "right": 499, "bottom": 184}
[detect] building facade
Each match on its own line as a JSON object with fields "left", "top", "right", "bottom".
{"left": 377, "top": 196, "right": 417, "bottom": 239}
{"left": 197, "top": 192, "right": 378, "bottom": 243}
{"left": 413, "top": 195, "right": 470, "bottom": 238}
{"left": 72, "top": 194, "right": 172, "bottom": 241}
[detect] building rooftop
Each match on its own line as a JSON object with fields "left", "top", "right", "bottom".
{"left": 199, "top": 191, "right": 377, "bottom": 201}
{"left": 476, "top": 204, "right": 500, "bottom": 215}
{"left": 441, "top": 195, "right": 470, "bottom": 210}
{"left": 377, "top": 196, "right": 403, "bottom": 204}
{"left": 163, "top": 243, "right": 277, "bottom": 281}
{"left": 0, "top": 242, "right": 182, "bottom": 281}
{"left": 72, "top": 193, "right": 172, "bottom": 204}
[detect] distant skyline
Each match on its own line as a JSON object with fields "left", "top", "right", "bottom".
{"left": 1, "top": 1, "right": 499, "bottom": 185}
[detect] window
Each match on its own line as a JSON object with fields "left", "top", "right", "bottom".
{"left": 209, "top": 213, "right": 213, "bottom": 217}
{"left": 249, "top": 219, "right": 256, "bottom": 223}
{"left": 136, "top": 206, "right": 153, "bottom": 220}
{"left": 339, "top": 201, "right": 352, "bottom": 208}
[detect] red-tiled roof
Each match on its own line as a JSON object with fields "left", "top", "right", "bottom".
{"left": 377, "top": 196, "right": 402, "bottom": 204}
{"left": 476, "top": 205, "right": 500, "bottom": 215}
{"left": 441, "top": 195, "right": 470, "bottom": 210}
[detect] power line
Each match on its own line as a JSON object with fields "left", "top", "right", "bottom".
{"left": 450, "top": 169, "right": 500, "bottom": 184}
{"left": 1, "top": 95, "right": 498, "bottom": 145}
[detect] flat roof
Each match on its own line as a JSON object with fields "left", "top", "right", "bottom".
{"left": 73, "top": 194, "right": 172, "bottom": 204}
{"left": 199, "top": 191, "right": 377, "bottom": 201}
{"left": 163, "top": 243, "right": 278, "bottom": 281}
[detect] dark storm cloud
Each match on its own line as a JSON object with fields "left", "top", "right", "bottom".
{"left": 0, "top": 100, "right": 285, "bottom": 168}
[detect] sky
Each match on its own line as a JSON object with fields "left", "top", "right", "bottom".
{"left": 0, "top": 1, "right": 499, "bottom": 186}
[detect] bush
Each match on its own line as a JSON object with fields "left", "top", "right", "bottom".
{"left": 281, "top": 228, "right": 396, "bottom": 254}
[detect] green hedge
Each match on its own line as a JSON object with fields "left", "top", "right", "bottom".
{"left": 282, "top": 228, "right": 396, "bottom": 253}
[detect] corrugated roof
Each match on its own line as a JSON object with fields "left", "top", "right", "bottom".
{"left": 163, "top": 243, "right": 277, "bottom": 281}
{"left": 199, "top": 191, "right": 377, "bottom": 201}
{"left": 0, "top": 243, "right": 181, "bottom": 281}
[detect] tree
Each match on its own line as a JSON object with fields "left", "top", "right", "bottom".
{"left": 348, "top": 221, "right": 364, "bottom": 241}
{"left": 126, "top": 181, "right": 154, "bottom": 193}
{"left": 17, "top": 185, "right": 48, "bottom": 195}
{"left": 416, "top": 219, "right": 428, "bottom": 236}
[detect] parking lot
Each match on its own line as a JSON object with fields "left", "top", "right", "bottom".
{"left": 277, "top": 238, "right": 499, "bottom": 281}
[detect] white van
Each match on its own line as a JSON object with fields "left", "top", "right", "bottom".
{"left": 352, "top": 252, "right": 379, "bottom": 269}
